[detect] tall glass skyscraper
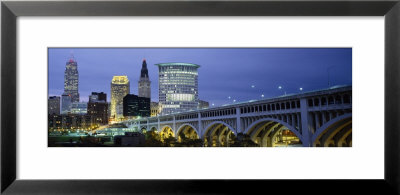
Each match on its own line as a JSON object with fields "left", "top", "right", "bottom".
{"left": 155, "top": 63, "right": 200, "bottom": 115}
{"left": 110, "top": 76, "right": 130, "bottom": 120}
{"left": 138, "top": 59, "right": 151, "bottom": 99}
{"left": 63, "top": 57, "right": 79, "bottom": 102}
{"left": 61, "top": 94, "right": 72, "bottom": 114}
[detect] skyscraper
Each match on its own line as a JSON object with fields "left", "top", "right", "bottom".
{"left": 48, "top": 96, "right": 60, "bottom": 115}
{"left": 63, "top": 56, "right": 79, "bottom": 102}
{"left": 155, "top": 63, "right": 200, "bottom": 115}
{"left": 138, "top": 59, "right": 151, "bottom": 99}
{"left": 110, "top": 76, "right": 130, "bottom": 120}
{"left": 61, "top": 94, "right": 72, "bottom": 114}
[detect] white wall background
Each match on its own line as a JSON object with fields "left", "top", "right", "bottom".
{"left": 17, "top": 17, "right": 384, "bottom": 179}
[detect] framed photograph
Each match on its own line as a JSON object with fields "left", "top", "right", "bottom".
{"left": 2, "top": 0, "right": 399, "bottom": 194}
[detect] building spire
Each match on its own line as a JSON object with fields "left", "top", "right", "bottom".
{"left": 138, "top": 59, "right": 151, "bottom": 99}
{"left": 140, "top": 59, "right": 149, "bottom": 78}
{"left": 69, "top": 50, "right": 75, "bottom": 63}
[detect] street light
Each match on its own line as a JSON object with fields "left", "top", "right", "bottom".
{"left": 278, "top": 86, "right": 286, "bottom": 95}
{"left": 327, "top": 66, "right": 335, "bottom": 87}
{"left": 261, "top": 94, "right": 264, "bottom": 99}
{"left": 299, "top": 87, "right": 303, "bottom": 91}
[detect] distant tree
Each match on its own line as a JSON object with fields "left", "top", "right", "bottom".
{"left": 231, "top": 133, "right": 258, "bottom": 147}
{"left": 189, "top": 139, "right": 204, "bottom": 147}
{"left": 175, "top": 136, "right": 204, "bottom": 147}
{"left": 144, "top": 130, "right": 163, "bottom": 147}
{"left": 163, "top": 135, "right": 177, "bottom": 147}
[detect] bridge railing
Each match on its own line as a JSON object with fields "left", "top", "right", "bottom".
{"left": 118, "top": 85, "right": 352, "bottom": 125}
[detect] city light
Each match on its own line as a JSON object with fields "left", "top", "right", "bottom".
{"left": 278, "top": 86, "right": 286, "bottom": 95}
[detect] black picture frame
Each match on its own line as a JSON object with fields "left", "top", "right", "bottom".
{"left": 1, "top": 0, "right": 399, "bottom": 194}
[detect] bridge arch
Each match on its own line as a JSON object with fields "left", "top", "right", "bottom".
{"left": 149, "top": 126, "right": 158, "bottom": 132}
{"left": 202, "top": 121, "right": 237, "bottom": 147}
{"left": 311, "top": 113, "right": 352, "bottom": 147}
{"left": 176, "top": 123, "right": 200, "bottom": 141}
{"left": 243, "top": 118, "right": 303, "bottom": 147}
{"left": 202, "top": 121, "right": 237, "bottom": 139}
{"left": 140, "top": 126, "right": 147, "bottom": 133}
{"left": 159, "top": 125, "right": 175, "bottom": 140}
{"left": 158, "top": 125, "right": 173, "bottom": 132}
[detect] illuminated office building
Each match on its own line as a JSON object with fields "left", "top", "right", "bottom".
{"left": 48, "top": 114, "right": 95, "bottom": 130}
{"left": 155, "top": 63, "right": 200, "bottom": 115}
{"left": 150, "top": 102, "right": 161, "bottom": 117}
{"left": 110, "top": 76, "right": 130, "bottom": 120}
{"left": 88, "top": 92, "right": 109, "bottom": 125}
{"left": 70, "top": 102, "right": 88, "bottom": 115}
{"left": 63, "top": 56, "right": 79, "bottom": 102}
{"left": 61, "top": 94, "right": 72, "bottom": 114}
{"left": 48, "top": 96, "right": 60, "bottom": 115}
{"left": 138, "top": 59, "right": 151, "bottom": 99}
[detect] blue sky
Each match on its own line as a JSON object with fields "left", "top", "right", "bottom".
{"left": 48, "top": 48, "right": 352, "bottom": 106}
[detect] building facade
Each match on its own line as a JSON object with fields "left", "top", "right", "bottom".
{"left": 70, "top": 102, "right": 88, "bottom": 115}
{"left": 150, "top": 102, "right": 161, "bottom": 117}
{"left": 89, "top": 92, "right": 107, "bottom": 102}
{"left": 87, "top": 92, "right": 109, "bottom": 125}
{"left": 61, "top": 94, "right": 72, "bottom": 114}
{"left": 198, "top": 99, "right": 209, "bottom": 109}
{"left": 138, "top": 59, "right": 151, "bottom": 99}
{"left": 48, "top": 114, "right": 96, "bottom": 130}
{"left": 110, "top": 76, "right": 130, "bottom": 120}
{"left": 123, "top": 94, "right": 150, "bottom": 118}
{"left": 63, "top": 57, "right": 79, "bottom": 102}
{"left": 48, "top": 96, "right": 60, "bottom": 115}
{"left": 156, "top": 63, "right": 200, "bottom": 115}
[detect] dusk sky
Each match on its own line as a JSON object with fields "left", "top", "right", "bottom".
{"left": 48, "top": 48, "right": 352, "bottom": 106}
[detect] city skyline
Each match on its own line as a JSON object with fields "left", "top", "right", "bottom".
{"left": 48, "top": 48, "right": 352, "bottom": 106}
{"left": 48, "top": 48, "right": 352, "bottom": 147}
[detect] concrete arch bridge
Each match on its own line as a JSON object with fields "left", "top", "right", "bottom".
{"left": 116, "top": 86, "right": 352, "bottom": 147}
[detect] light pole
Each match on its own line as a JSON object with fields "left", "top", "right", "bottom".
{"left": 278, "top": 86, "right": 286, "bottom": 95}
{"left": 327, "top": 66, "right": 335, "bottom": 88}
